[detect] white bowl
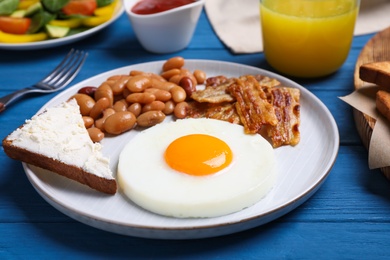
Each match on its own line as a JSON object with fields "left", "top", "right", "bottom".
{"left": 123, "top": 0, "right": 205, "bottom": 53}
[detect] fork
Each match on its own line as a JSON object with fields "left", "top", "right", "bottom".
{"left": 0, "top": 49, "right": 88, "bottom": 113}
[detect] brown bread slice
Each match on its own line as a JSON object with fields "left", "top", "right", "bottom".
{"left": 360, "top": 61, "right": 390, "bottom": 88}
{"left": 376, "top": 90, "right": 390, "bottom": 122}
{"left": 2, "top": 99, "right": 117, "bottom": 194}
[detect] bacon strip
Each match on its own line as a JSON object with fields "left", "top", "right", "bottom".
{"left": 243, "top": 74, "right": 281, "bottom": 89}
{"left": 227, "top": 75, "right": 278, "bottom": 134}
{"left": 191, "top": 78, "right": 236, "bottom": 104}
{"left": 185, "top": 74, "right": 301, "bottom": 147}
{"left": 186, "top": 102, "right": 241, "bottom": 124}
{"left": 264, "top": 87, "right": 300, "bottom": 147}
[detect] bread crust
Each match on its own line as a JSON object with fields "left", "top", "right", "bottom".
{"left": 360, "top": 61, "right": 390, "bottom": 88}
{"left": 2, "top": 138, "right": 117, "bottom": 195}
{"left": 376, "top": 90, "right": 390, "bottom": 123}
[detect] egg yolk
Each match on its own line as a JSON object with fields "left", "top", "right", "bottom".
{"left": 164, "top": 134, "right": 233, "bottom": 176}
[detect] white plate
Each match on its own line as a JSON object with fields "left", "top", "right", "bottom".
{"left": 0, "top": 2, "right": 124, "bottom": 50}
{"left": 23, "top": 60, "right": 339, "bottom": 239}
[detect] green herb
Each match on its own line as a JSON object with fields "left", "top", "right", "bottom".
{"left": 29, "top": 9, "right": 56, "bottom": 33}
{"left": 0, "top": 0, "right": 19, "bottom": 15}
{"left": 41, "top": 0, "right": 70, "bottom": 12}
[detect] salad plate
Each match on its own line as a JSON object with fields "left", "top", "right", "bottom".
{"left": 0, "top": 0, "right": 124, "bottom": 50}
{"left": 22, "top": 60, "right": 339, "bottom": 239}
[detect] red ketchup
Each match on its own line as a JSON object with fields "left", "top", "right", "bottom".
{"left": 131, "top": 0, "right": 196, "bottom": 15}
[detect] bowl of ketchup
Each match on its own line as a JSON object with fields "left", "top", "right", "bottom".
{"left": 123, "top": 0, "right": 205, "bottom": 53}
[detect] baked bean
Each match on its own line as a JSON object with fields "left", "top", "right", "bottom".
{"left": 126, "top": 75, "right": 152, "bottom": 93}
{"left": 107, "top": 74, "right": 126, "bottom": 81}
{"left": 78, "top": 86, "right": 97, "bottom": 97}
{"left": 142, "top": 100, "right": 165, "bottom": 113}
{"left": 95, "top": 108, "right": 116, "bottom": 130}
{"left": 168, "top": 74, "right": 181, "bottom": 85}
{"left": 161, "top": 68, "right": 181, "bottom": 80}
{"left": 129, "top": 71, "right": 165, "bottom": 81}
{"left": 95, "top": 82, "right": 114, "bottom": 106}
{"left": 149, "top": 73, "right": 167, "bottom": 82}
{"left": 174, "top": 101, "right": 189, "bottom": 119}
{"left": 112, "top": 75, "right": 131, "bottom": 95}
{"left": 193, "top": 69, "right": 206, "bottom": 84}
{"left": 180, "top": 69, "right": 197, "bottom": 86}
{"left": 104, "top": 111, "right": 136, "bottom": 135}
{"left": 137, "top": 111, "right": 166, "bottom": 127}
{"left": 163, "top": 100, "right": 175, "bottom": 115}
{"left": 104, "top": 79, "right": 116, "bottom": 88}
{"left": 179, "top": 76, "right": 195, "bottom": 98}
{"left": 144, "top": 88, "right": 171, "bottom": 102}
{"left": 128, "top": 102, "right": 142, "bottom": 117}
{"left": 74, "top": 56, "right": 211, "bottom": 142}
{"left": 126, "top": 92, "right": 156, "bottom": 104}
{"left": 162, "top": 56, "right": 185, "bottom": 71}
{"left": 71, "top": 93, "right": 95, "bottom": 116}
{"left": 170, "top": 86, "right": 186, "bottom": 103}
{"left": 82, "top": 116, "right": 94, "bottom": 128}
{"left": 151, "top": 78, "right": 176, "bottom": 91}
{"left": 168, "top": 69, "right": 197, "bottom": 87}
{"left": 113, "top": 99, "right": 128, "bottom": 112}
{"left": 90, "top": 97, "right": 111, "bottom": 119}
{"left": 129, "top": 70, "right": 143, "bottom": 76}
{"left": 87, "top": 127, "right": 105, "bottom": 142}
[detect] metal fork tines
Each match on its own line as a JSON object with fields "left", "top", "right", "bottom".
{"left": 0, "top": 49, "right": 88, "bottom": 113}
{"left": 34, "top": 49, "right": 87, "bottom": 91}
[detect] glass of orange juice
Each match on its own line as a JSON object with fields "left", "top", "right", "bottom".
{"left": 260, "top": 0, "right": 360, "bottom": 78}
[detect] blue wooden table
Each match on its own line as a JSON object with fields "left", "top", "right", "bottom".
{"left": 1, "top": 9, "right": 390, "bottom": 259}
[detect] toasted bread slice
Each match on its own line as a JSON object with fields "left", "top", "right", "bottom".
{"left": 2, "top": 99, "right": 117, "bottom": 194}
{"left": 376, "top": 90, "right": 390, "bottom": 122}
{"left": 360, "top": 61, "right": 390, "bottom": 88}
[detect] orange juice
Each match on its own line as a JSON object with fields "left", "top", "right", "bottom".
{"left": 260, "top": 0, "right": 359, "bottom": 78}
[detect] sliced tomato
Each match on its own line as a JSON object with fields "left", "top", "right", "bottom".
{"left": 0, "top": 17, "right": 31, "bottom": 35}
{"left": 62, "top": 0, "right": 98, "bottom": 16}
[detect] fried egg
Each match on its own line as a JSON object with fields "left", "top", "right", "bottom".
{"left": 117, "top": 118, "right": 277, "bottom": 218}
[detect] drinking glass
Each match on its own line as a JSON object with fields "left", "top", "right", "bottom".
{"left": 260, "top": 0, "right": 360, "bottom": 78}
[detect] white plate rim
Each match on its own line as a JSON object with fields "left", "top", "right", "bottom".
{"left": 0, "top": 2, "right": 124, "bottom": 50}
{"left": 21, "top": 60, "right": 339, "bottom": 239}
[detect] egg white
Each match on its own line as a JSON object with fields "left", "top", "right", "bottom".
{"left": 117, "top": 118, "right": 277, "bottom": 218}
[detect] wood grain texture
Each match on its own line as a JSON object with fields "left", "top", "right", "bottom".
{"left": 2, "top": 10, "right": 390, "bottom": 258}
{"left": 353, "top": 26, "right": 390, "bottom": 180}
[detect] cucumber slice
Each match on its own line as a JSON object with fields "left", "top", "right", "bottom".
{"left": 10, "top": 9, "right": 26, "bottom": 18}
{"left": 45, "top": 24, "right": 70, "bottom": 38}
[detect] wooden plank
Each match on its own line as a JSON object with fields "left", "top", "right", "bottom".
{"left": 1, "top": 222, "right": 390, "bottom": 258}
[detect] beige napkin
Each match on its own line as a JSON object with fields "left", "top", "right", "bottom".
{"left": 339, "top": 86, "right": 390, "bottom": 169}
{"left": 205, "top": 0, "right": 390, "bottom": 53}
{"left": 356, "top": 0, "right": 390, "bottom": 35}
{"left": 205, "top": 0, "right": 262, "bottom": 53}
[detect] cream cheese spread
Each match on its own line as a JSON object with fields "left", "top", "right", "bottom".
{"left": 6, "top": 99, "right": 113, "bottom": 180}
